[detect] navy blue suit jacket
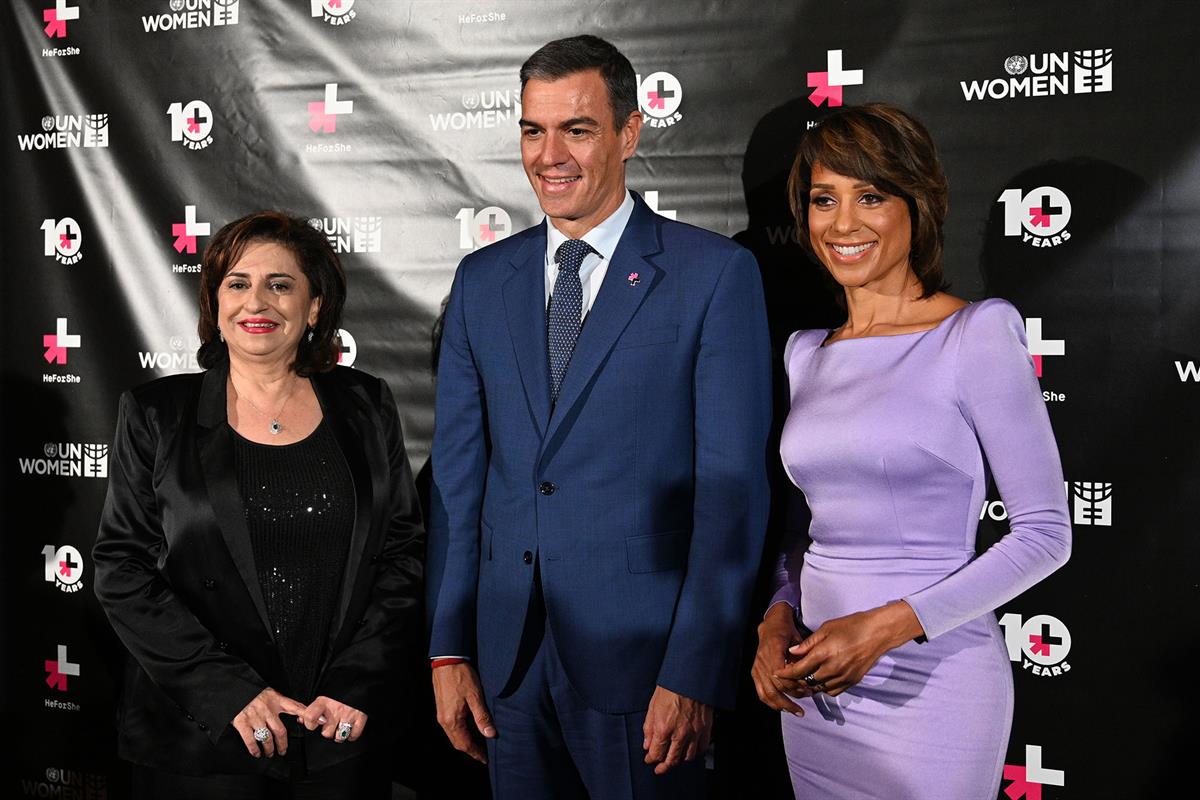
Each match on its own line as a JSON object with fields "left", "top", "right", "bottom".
{"left": 427, "top": 193, "right": 771, "bottom": 713}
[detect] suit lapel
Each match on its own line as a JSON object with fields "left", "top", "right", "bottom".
{"left": 544, "top": 196, "right": 663, "bottom": 446}
{"left": 502, "top": 230, "right": 553, "bottom": 437}
{"left": 195, "top": 364, "right": 275, "bottom": 642}
{"left": 314, "top": 371, "right": 375, "bottom": 649}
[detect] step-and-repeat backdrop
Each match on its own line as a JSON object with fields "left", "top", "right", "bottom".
{"left": 3, "top": 1, "right": 1197, "bottom": 797}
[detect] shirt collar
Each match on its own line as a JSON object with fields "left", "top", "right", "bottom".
{"left": 545, "top": 190, "right": 635, "bottom": 265}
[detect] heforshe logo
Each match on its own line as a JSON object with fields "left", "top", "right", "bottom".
{"left": 1004, "top": 745, "right": 1065, "bottom": 800}
{"left": 167, "top": 100, "right": 214, "bottom": 149}
{"left": 43, "top": 544, "right": 85, "bottom": 593}
{"left": 998, "top": 612, "right": 1072, "bottom": 676}
{"left": 807, "top": 49, "right": 863, "bottom": 107}
{"left": 997, "top": 186, "right": 1072, "bottom": 248}
{"left": 337, "top": 328, "right": 357, "bottom": 366}
{"left": 308, "top": 83, "right": 353, "bottom": 133}
{"left": 45, "top": 645, "right": 80, "bottom": 691}
{"left": 637, "top": 71, "right": 683, "bottom": 128}
{"left": 42, "top": 218, "right": 83, "bottom": 264}
{"left": 456, "top": 206, "right": 512, "bottom": 249}
{"left": 311, "top": 0, "right": 356, "bottom": 25}
{"left": 1023, "top": 317, "right": 1064, "bottom": 378}
{"left": 43, "top": 318, "right": 80, "bottom": 365}
{"left": 43, "top": 1, "right": 79, "bottom": 38}
{"left": 172, "top": 205, "right": 210, "bottom": 254}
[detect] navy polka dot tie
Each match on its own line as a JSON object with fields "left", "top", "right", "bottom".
{"left": 548, "top": 239, "right": 595, "bottom": 403}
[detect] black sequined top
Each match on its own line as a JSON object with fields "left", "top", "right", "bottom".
{"left": 233, "top": 420, "right": 354, "bottom": 702}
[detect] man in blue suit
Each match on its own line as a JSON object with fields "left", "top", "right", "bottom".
{"left": 427, "top": 34, "right": 771, "bottom": 798}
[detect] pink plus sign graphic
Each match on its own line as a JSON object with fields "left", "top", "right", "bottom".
{"left": 309, "top": 83, "right": 353, "bottom": 133}
{"left": 308, "top": 101, "right": 338, "bottom": 132}
{"left": 1024, "top": 318, "right": 1065, "bottom": 378}
{"left": 1004, "top": 745, "right": 1065, "bottom": 800}
{"left": 43, "top": 318, "right": 80, "bottom": 364}
{"left": 172, "top": 205, "right": 210, "bottom": 254}
{"left": 1003, "top": 765, "right": 1042, "bottom": 800}
{"left": 44, "top": 645, "right": 80, "bottom": 691}
{"left": 43, "top": 1, "right": 79, "bottom": 39}
{"left": 807, "top": 50, "right": 863, "bottom": 107}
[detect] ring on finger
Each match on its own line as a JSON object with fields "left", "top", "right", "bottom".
{"left": 253, "top": 727, "right": 271, "bottom": 743}
{"left": 803, "top": 673, "right": 820, "bottom": 687}
{"left": 336, "top": 721, "right": 353, "bottom": 740}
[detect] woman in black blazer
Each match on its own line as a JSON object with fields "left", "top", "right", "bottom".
{"left": 93, "top": 211, "right": 424, "bottom": 799}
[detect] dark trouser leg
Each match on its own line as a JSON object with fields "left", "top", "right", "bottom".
{"left": 542, "top": 622, "right": 707, "bottom": 800}
{"left": 485, "top": 573, "right": 588, "bottom": 800}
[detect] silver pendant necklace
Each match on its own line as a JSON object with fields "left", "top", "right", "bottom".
{"left": 238, "top": 379, "right": 299, "bottom": 436}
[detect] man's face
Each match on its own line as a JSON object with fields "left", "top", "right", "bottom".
{"left": 519, "top": 69, "right": 642, "bottom": 238}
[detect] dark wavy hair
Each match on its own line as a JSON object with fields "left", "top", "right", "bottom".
{"left": 196, "top": 211, "right": 346, "bottom": 376}
{"left": 788, "top": 103, "right": 949, "bottom": 297}
{"left": 520, "top": 34, "right": 638, "bottom": 130}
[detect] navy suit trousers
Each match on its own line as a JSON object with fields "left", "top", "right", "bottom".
{"left": 485, "top": 575, "right": 705, "bottom": 800}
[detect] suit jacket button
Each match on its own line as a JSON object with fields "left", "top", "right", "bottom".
{"left": 217, "top": 641, "right": 230, "bottom": 652}
{"left": 538, "top": 481, "right": 556, "bottom": 496}
{"left": 523, "top": 551, "right": 533, "bottom": 564}
{"left": 198, "top": 722, "right": 209, "bottom": 731}
{"left": 369, "top": 555, "right": 380, "bottom": 564}
{"left": 186, "top": 713, "right": 195, "bottom": 721}
{"left": 203, "top": 579, "right": 215, "bottom": 590}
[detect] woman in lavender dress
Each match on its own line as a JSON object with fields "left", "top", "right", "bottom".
{"left": 750, "top": 104, "right": 1071, "bottom": 799}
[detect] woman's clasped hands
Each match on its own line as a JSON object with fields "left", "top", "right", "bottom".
{"left": 231, "top": 688, "right": 368, "bottom": 758}
{"left": 754, "top": 601, "right": 926, "bottom": 711}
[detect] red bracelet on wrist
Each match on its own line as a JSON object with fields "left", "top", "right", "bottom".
{"left": 430, "top": 657, "right": 467, "bottom": 669}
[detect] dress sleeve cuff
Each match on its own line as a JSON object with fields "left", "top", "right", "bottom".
{"left": 767, "top": 582, "right": 801, "bottom": 614}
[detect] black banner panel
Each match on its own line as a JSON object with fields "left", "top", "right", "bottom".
{"left": 2, "top": 1, "right": 1197, "bottom": 797}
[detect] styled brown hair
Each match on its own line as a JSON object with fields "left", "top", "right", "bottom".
{"left": 788, "top": 103, "right": 949, "bottom": 297}
{"left": 197, "top": 211, "right": 346, "bottom": 375}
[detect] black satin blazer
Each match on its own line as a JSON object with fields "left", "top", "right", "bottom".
{"left": 93, "top": 363, "right": 424, "bottom": 776}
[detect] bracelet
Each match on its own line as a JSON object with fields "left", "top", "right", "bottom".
{"left": 430, "top": 657, "right": 467, "bottom": 669}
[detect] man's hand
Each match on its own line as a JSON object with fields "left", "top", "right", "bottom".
{"left": 642, "top": 685, "right": 712, "bottom": 775}
{"left": 752, "top": 602, "right": 808, "bottom": 714}
{"left": 432, "top": 662, "right": 496, "bottom": 764}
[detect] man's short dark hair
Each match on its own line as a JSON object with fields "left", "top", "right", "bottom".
{"left": 519, "top": 35, "right": 638, "bottom": 130}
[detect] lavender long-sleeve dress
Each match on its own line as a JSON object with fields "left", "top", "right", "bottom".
{"left": 773, "top": 299, "right": 1071, "bottom": 800}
